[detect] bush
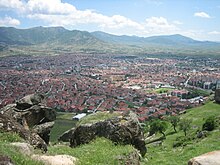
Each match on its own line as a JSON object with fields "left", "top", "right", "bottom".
{"left": 202, "top": 116, "right": 216, "bottom": 131}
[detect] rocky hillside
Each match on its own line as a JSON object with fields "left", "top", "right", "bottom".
{"left": 0, "top": 94, "right": 144, "bottom": 165}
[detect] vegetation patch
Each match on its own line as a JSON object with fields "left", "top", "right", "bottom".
{"left": 144, "top": 101, "right": 220, "bottom": 164}
{"left": 78, "top": 111, "right": 121, "bottom": 125}
{"left": 48, "top": 137, "right": 134, "bottom": 165}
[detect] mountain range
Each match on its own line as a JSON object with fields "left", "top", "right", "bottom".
{"left": 0, "top": 26, "right": 220, "bottom": 56}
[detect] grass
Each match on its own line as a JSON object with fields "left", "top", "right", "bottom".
{"left": 143, "top": 101, "right": 220, "bottom": 164}
{"left": 78, "top": 111, "right": 121, "bottom": 125}
{"left": 154, "top": 88, "right": 175, "bottom": 94}
{"left": 48, "top": 137, "right": 134, "bottom": 165}
{"left": 0, "top": 132, "right": 44, "bottom": 165}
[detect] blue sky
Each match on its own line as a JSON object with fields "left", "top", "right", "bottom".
{"left": 0, "top": 0, "right": 220, "bottom": 41}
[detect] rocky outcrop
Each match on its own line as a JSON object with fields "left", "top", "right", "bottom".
{"left": 0, "top": 112, "right": 47, "bottom": 152}
{"left": 214, "top": 89, "right": 220, "bottom": 103}
{"left": 69, "top": 112, "right": 147, "bottom": 157}
{"left": 32, "top": 154, "right": 77, "bottom": 165}
{"left": 0, "top": 94, "right": 56, "bottom": 145}
{"left": 58, "top": 127, "right": 75, "bottom": 142}
{"left": 117, "top": 150, "right": 140, "bottom": 165}
{"left": 10, "top": 142, "right": 33, "bottom": 156}
{"left": 0, "top": 155, "right": 15, "bottom": 165}
{"left": 188, "top": 151, "right": 220, "bottom": 165}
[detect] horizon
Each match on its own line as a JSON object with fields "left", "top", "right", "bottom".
{"left": 0, "top": 0, "right": 220, "bottom": 41}
{"left": 1, "top": 25, "right": 216, "bottom": 42}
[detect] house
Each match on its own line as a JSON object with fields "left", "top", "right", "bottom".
{"left": 72, "top": 113, "right": 87, "bottom": 121}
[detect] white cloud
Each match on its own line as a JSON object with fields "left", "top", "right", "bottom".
{"left": 0, "top": 16, "right": 20, "bottom": 26}
{"left": 194, "top": 12, "right": 210, "bottom": 18}
{"left": 144, "top": 0, "right": 163, "bottom": 6}
{"left": 26, "top": 0, "right": 76, "bottom": 14}
{"left": 0, "top": 0, "right": 182, "bottom": 36}
{"left": 173, "top": 20, "right": 183, "bottom": 25}
{"left": 208, "top": 31, "right": 220, "bottom": 35}
{"left": 144, "top": 17, "right": 178, "bottom": 34}
{"left": 0, "top": 0, "right": 25, "bottom": 12}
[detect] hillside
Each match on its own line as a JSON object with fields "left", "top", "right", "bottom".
{"left": 1, "top": 101, "right": 220, "bottom": 164}
{"left": 1, "top": 26, "right": 220, "bottom": 56}
{"left": 145, "top": 101, "right": 220, "bottom": 164}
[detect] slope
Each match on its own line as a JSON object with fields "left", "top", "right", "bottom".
{"left": 145, "top": 101, "right": 220, "bottom": 165}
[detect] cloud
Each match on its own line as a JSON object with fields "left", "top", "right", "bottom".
{"left": 26, "top": 0, "right": 76, "bottom": 14}
{"left": 208, "top": 31, "right": 220, "bottom": 35}
{"left": 0, "top": 16, "right": 20, "bottom": 26}
{"left": 173, "top": 20, "right": 183, "bottom": 25}
{"left": 0, "top": 0, "right": 181, "bottom": 36}
{"left": 144, "top": 0, "right": 163, "bottom": 6}
{"left": 194, "top": 12, "right": 210, "bottom": 18}
{"left": 144, "top": 17, "right": 178, "bottom": 34}
{"left": 0, "top": 0, "right": 25, "bottom": 12}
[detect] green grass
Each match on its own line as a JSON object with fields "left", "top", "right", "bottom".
{"left": 78, "top": 111, "right": 121, "bottom": 125}
{"left": 48, "top": 137, "right": 134, "bottom": 165}
{"left": 154, "top": 88, "right": 174, "bottom": 94}
{"left": 50, "top": 112, "right": 77, "bottom": 142}
{"left": 0, "top": 132, "right": 44, "bottom": 165}
{"left": 50, "top": 119, "right": 77, "bottom": 142}
{"left": 143, "top": 101, "right": 220, "bottom": 165}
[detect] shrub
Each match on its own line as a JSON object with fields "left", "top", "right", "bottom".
{"left": 202, "top": 116, "right": 216, "bottom": 131}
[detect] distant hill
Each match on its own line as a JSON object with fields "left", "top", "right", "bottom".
{"left": 92, "top": 31, "right": 219, "bottom": 47}
{"left": 0, "top": 26, "right": 220, "bottom": 56}
{"left": 0, "top": 26, "right": 102, "bottom": 46}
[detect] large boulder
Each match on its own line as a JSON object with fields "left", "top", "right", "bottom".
{"left": 188, "top": 151, "right": 220, "bottom": 165}
{"left": 0, "top": 94, "right": 56, "bottom": 148}
{"left": 214, "top": 89, "right": 220, "bottom": 103}
{"left": 16, "top": 93, "right": 44, "bottom": 110}
{"left": 69, "top": 112, "right": 147, "bottom": 157}
{"left": 32, "top": 154, "right": 77, "bottom": 165}
{"left": 0, "top": 113, "right": 47, "bottom": 152}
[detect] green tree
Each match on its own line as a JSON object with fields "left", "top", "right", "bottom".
{"left": 169, "top": 116, "right": 180, "bottom": 133}
{"left": 203, "top": 116, "right": 216, "bottom": 131}
{"left": 149, "top": 119, "right": 168, "bottom": 137}
{"left": 179, "top": 118, "right": 192, "bottom": 136}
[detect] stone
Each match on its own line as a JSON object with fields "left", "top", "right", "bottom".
{"left": 58, "top": 127, "right": 75, "bottom": 142}
{"left": 188, "top": 150, "right": 220, "bottom": 165}
{"left": 214, "top": 89, "right": 220, "bottom": 103}
{"left": 16, "top": 93, "right": 44, "bottom": 110}
{"left": 33, "top": 121, "right": 55, "bottom": 144}
{"left": 117, "top": 150, "right": 140, "bottom": 165}
{"left": 10, "top": 142, "right": 33, "bottom": 156}
{"left": 0, "top": 155, "right": 15, "bottom": 165}
{"left": 69, "top": 112, "right": 147, "bottom": 156}
{"left": 0, "top": 93, "right": 56, "bottom": 147}
{"left": 0, "top": 112, "right": 47, "bottom": 152}
{"left": 32, "top": 154, "right": 77, "bottom": 165}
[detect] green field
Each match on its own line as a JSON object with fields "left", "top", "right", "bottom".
{"left": 144, "top": 101, "right": 220, "bottom": 164}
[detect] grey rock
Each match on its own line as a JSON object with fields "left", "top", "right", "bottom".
{"left": 188, "top": 150, "right": 220, "bottom": 165}
{"left": 0, "top": 94, "right": 56, "bottom": 146}
{"left": 32, "top": 154, "right": 77, "bottom": 165}
{"left": 70, "top": 112, "right": 147, "bottom": 156}
{"left": 58, "top": 127, "right": 75, "bottom": 142}
{"left": 10, "top": 142, "right": 33, "bottom": 156}
{"left": 16, "top": 93, "right": 44, "bottom": 110}
{"left": 0, "top": 113, "right": 47, "bottom": 152}
{"left": 0, "top": 155, "right": 15, "bottom": 165}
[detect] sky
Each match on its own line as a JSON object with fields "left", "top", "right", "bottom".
{"left": 0, "top": 0, "right": 220, "bottom": 41}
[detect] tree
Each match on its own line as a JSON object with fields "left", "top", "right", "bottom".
{"left": 169, "top": 116, "right": 180, "bottom": 133}
{"left": 203, "top": 116, "right": 216, "bottom": 131}
{"left": 149, "top": 119, "right": 168, "bottom": 137}
{"left": 179, "top": 118, "right": 192, "bottom": 136}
